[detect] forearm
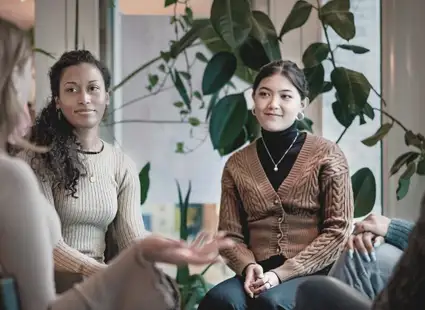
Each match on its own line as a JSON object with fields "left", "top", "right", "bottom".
{"left": 384, "top": 218, "right": 414, "bottom": 251}
{"left": 54, "top": 239, "right": 106, "bottom": 277}
{"left": 51, "top": 243, "right": 178, "bottom": 310}
{"left": 219, "top": 242, "right": 256, "bottom": 275}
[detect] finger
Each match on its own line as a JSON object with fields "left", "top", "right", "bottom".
{"left": 252, "top": 282, "right": 270, "bottom": 296}
{"left": 251, "top": 277, "right": 267, "bottom": 288}
{"left": 373, "top": 236, "right": 385, "bottom": 248}
{"left": 353, "top": 234, "right": 370, "bottom": 262}
{"left": 362, "top": 232, "right": 374, "bottom": 253}
{"left": 346, "top": 235, "right": 354, "bottom": 258}
{"left": 244, "top": 281, "right": 254, "bottom": 298}
{"left": 191, "top": 231, "right": 210, "bottom": 248}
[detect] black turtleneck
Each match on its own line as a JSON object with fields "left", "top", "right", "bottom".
{"left": 256, "top": 122, "right": 307, "bottom": 191}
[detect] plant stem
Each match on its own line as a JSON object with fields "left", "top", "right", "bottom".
{"left": 317, "top": 0, "right": 336, "bottom": 68}
{"left": 336, "top": 127, "right": 348, "bottom": 144}
{"left": 373, "top": 108, "right": 408, "bottom": 132}
{"left": 102, "top": 119, "right": 207, "bottom": 126}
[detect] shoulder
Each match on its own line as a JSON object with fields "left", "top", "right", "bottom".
{"left": 0, "top": 155, "right": 39, "bottom": 194}
{"left": 104, "top": 142, "right": 138, "bottom": 178}
{"left": 307, "top": 134, "right": 347, "bottom": 161}
{"left": 225, "top": 140, "right": 256, "bottom": 169}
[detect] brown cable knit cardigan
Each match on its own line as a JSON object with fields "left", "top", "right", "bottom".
{"left": 219, "top": 133, "right": 354, "bottom": 283}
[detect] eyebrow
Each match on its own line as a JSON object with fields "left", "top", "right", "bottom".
{"left": 259, "top": 86, "right": 293, "bottom": 92}
{"left": 63, "top": 80, "right": 100, "bottom": 85}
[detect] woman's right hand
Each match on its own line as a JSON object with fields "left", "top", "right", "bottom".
{"left": 243, "top": 264, "right": 263, "bottom": 298}
{"left": 346, "top": 232, "right": 384, "bottom": 262}
{"left": 139, "top": 231, "right": 235, "bottom": 266}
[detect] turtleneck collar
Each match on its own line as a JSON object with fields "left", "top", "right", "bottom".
{"left": 261, "top": 122, "right": 299, "bottom": 153}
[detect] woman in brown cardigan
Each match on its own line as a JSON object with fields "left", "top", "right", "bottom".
{"left": 198, "top": 60, "right": 354, "bottom": 310}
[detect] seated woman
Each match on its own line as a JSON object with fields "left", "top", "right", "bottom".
{"left": 19, "top": 50, "right": 149, "bottom": 281}
{"left": 198, "top": 60, "right": 354, "bottom": 310}
{"left": 0, "top": 14, "right": 234, "bottom": 310}
{"left": 328, "top": 213, "right": 413, "bottom": 299}
{"left": 295, "top": 197, "right": 425, "bottom": 310}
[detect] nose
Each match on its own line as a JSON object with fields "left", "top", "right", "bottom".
{"left": 77, "top": 91, "right": 91, "bottom": 105}
{"left": 268, "top": 94, "right": 279, "bottom": 109}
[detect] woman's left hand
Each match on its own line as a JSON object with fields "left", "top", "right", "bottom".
{"left": 250, "top": 271, "right": 280, "bottom": 296}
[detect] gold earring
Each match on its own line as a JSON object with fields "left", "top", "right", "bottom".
{"left": 252, "top": 108, "right": 256, "bottom": 116}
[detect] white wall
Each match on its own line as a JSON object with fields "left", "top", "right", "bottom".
{"left": 34, "top": 0, "right": 99, "bottom": 112}
{"left": 382, "top": 0, "right": 425, "bottom": 220}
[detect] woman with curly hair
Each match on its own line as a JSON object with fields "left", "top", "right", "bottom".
{"left": 19, "top": 49, "right": 149, "bottom": 281}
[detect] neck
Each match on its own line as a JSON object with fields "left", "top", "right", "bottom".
{"left": 74, "top": 128, "right": 101, "bottom": 151}
{"left": 261, "top": 122, "right": 298, "bottom": 143}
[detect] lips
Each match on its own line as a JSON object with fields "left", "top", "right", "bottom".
{"left": 264, "top": 113, "right": 283, "bottom": 117}
{"left": 74, "top": 109, "right": 96, "bottom": 113}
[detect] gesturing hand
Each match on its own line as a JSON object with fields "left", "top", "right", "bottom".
{"left": 139, "top": 231, "right": 234, "bottom": 266}
{"left": 354, "top": 213, "right": 391, "bottom": 237}
{"left": 250, "top": 271, "right": 280, "bottom": 296}
{"left": 243, "top": 264, "right": 263, "bottom": 298}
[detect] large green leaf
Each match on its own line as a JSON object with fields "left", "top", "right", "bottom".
{"left": 331, "top": 67, "right": 371, "bottom": 113}
{"left": 164, "top": 0, "right": 177, "bottom": 7}
{"left": 390, "top": 151, "right": 420, "bottom": 176}
{"left": 176, "top": 180, "right": 192, "bottom": 241}
{"left": 250, "top": 10, "right": 281, "bottom": 62}
{"left": 361, "top": 123, "right": 393, "bottom": 146}
{"left": 397, "top": 162, "right": 416, "bottom": 200}
{"left": 219, "top": 127, "right": 247, "bottom": 156}
{"left": 302, "top": 43, "right": 330, "bottom": 68}
{"left": 245, "top": 111, "right": 260, "bottom": 141}
{"left": 338, "top": 44, "right": 370, "bottom": 54}
{"left": 304, "top": 64, "right": 325, "bottom": 103}
{"left": 404, "top": 130, "right": 425, "bottom": 149}
{"left": 199, "top": 23, "right": 255, "bottom": 83}
{"left": 351, "top": 167, "right": 376, "bottom": 218}
{"left": 320, "top": 0, "right": 355, "bottom": 41}
{"left": 139, "top": 162, "right": 150, "bottom": 205}
{"left": 417, "top": 158, "right": 425, "bottom": 175}
{"left": 202, "top": 51, "right": 237, "bottom": 95}
{"left": 279, "top": 0, "right": 313, "bottom": 38}
{"left": 209, "top": 93, "right": 248, "bottom": 149}
{"left": 210, "top": 0, "right": 253, "bottom": 49}
{"left": 239, "top": 36, "right": 270, "bottom": 71}
{"left": 332, "top": 100, "right": 355, "bottom": 128}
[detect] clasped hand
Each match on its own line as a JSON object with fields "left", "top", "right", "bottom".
{"left": 243, "top": 264, "right": 280, "bottom": 298}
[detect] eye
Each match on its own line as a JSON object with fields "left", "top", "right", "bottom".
{"left": 259, "top": 91, "right": 270, "bottom": 97}
{"left": 89, "top": 85, "right": 100, "bottom": 92}
{"left": 281, "top": 94, "right": 292, "bottom": 100}
{"left": 65, "top": 87, "right": 77, "bottom": 93}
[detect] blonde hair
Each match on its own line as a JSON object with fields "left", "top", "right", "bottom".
{"left": 0, "top": 18, "right": 45, "bottom": 152}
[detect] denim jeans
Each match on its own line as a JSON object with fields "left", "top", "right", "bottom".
{"left": 328, "top": 243, "right": 403, "bottom": 299}
{"left": 294, "top": 276, "right": 372, "bottom": 310}
{"left": 198, "top": 275, "right": 319, "bottom": 310}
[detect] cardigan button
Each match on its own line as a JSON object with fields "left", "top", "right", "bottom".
{"left": 277, "top": 233, "right": 282, "bottom": 238}
{"left": 274, "top": 199, "right": 280, "bottom": 205}
{"left": 278, "top": 217, "right": 283, "bottom": 222}
{"left": 276, "top": 248, "right": 281, "bottom": 253}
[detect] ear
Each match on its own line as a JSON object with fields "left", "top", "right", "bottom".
{"left": 301, "top": 97, "right": 310, "bottom": 110}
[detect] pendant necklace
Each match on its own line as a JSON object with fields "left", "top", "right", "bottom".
{"left": 262, "top": 132, "right": 299, "bottom": 172}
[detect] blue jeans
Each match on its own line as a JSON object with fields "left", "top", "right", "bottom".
{"left": 197, "top": 275, "right": 322, "bottom": 310}
{"left": 328, "top": 243, "right": 404, "bottom": 299}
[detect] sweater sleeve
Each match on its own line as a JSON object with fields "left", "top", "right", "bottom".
{"left": 218, "top": 161, "right": 256, "bottom": 275}
{"left": 51, "top": 244, "right": 179, "bottom": 310}
{"left": 16, "top": 150, "right": 106, "bottom": 277}
{"left": 384, "top": 218, "right": 414, "bottom": 251}
{"left": 114, "top": 153, "right": 150, "bottom": 251}
{"left": 272, "top": 146, "right": 354, "bottom": 282}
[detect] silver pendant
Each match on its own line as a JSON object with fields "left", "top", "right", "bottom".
{"left": 273, "top": 166, "right": 278, "bottom": 172}
{"left": 89, "top": 176, "right": 96, "bottom": 183}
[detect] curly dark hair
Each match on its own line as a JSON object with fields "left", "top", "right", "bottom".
{"left": 28, "top": 50, "right": 111, "bottom": 197}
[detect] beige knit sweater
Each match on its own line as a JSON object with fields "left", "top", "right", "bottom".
{"left": 219, "top": 133, "right": 354, "bottom": 282}
{"left": 19, "top": 141, "right": 149, "bottom": 276}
